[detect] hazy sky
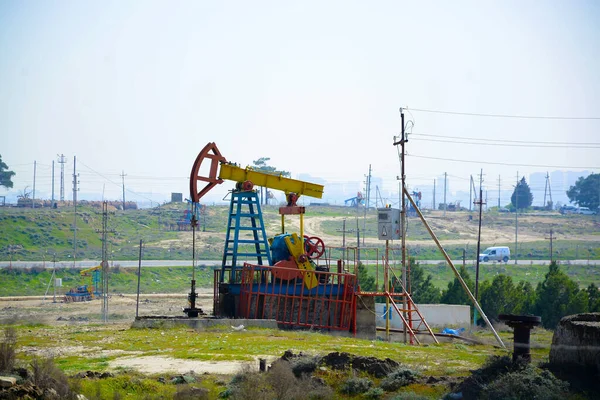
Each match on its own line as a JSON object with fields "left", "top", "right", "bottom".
{"left": 1, "top": 1, "right": 598, "bottom": 205}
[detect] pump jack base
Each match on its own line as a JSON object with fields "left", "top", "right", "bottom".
{"left": 183, "top": 307, "right": 206, "bottom": 318}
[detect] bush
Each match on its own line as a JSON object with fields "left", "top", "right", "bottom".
{"left": 365, "top": 387, "right": 385, "bottom": 399}
{"left": 289, "top": 355, "right": 320, "bottom": 377}
{"left": 481, "top": 365, "right": 569, "bottom": 400}
{"left": 226, "top": 365, "right": 274, "bottom": 400}
{"left": 266, "top": 360, "right": 333, "bottom": 400}
{"left": 267, "top": 361, "right": 296, "bottom": 399}
{"left": 30, "top": 356, "right": 77, "bottom": 399}
{"left": 340, "top": 376, "right": 373, "bottom": 395}
{"left": 391, "top": 393, "right": 430, "bottom": 400}
{"left": 380, "top": 366, "right": 420, "bottom": 392}
{"left": 0, "top": 327, "right": 17, "bottom": 373}
{"left": 174, "top": 385, "right": 210, "bottom": 400}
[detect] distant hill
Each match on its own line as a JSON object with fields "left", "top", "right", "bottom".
{"left": 0, "top": 203, "right": 598, "bottom": 262}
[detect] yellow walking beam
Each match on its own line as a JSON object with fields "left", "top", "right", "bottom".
{"left": 219, "top": 164, "right": 324, "bottom": 199}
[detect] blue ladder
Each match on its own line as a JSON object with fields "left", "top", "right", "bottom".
{"left": 221, "top": 191, "right": 272, "bottom": 283}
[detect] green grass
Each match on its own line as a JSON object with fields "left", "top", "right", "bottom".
{"left": 1, "top": 204, "right": 599, "bottom": 262}
{"left": 10, "top": 323, "right": 526, "bottom": 378}
{"left": 0, "top": 265, "right": 215, "bottom": 296}
{"left": 1, "top": 258, "right": 598, "bottom": 298}
{"left": 3, "top": 321, "right": 557, "bottom": 399}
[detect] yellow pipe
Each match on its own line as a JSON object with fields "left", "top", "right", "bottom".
{"left": 300, "top": 214, "right": 304, "bottom": 249}
{"left": 281, "top": 214, "right": 285, "bottom": 234}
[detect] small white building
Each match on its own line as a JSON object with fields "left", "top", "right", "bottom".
{"left": 375, "top": 303, "right": 470, "bottom": 329}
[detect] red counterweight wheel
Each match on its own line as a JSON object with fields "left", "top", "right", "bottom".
{"left": 303, "top": 235, "right": 325, "bottom": 259}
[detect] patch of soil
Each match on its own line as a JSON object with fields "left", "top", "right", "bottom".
{"left": 109, "top": 356, "right": 250, "bottom": 375}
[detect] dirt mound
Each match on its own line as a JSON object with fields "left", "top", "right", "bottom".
{"left": 281, "top": 350, "right": 400, "bottom": 378}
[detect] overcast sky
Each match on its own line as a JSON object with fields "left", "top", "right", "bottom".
{"left": 1, "top": 1, "right": 598, "bottom": 205}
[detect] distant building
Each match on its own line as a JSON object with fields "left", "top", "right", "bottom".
{"left": 171, "top": 193, "right": 183, "bottom": 203}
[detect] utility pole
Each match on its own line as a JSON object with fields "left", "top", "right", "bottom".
{"left": 443, "top": 172, "right": 447, "bottom": 217}
{"left": 498, "top": 175, "right": 501, "bottom": 208}
{"left": 101, "top": 201, "right": 110, "bottom": 323}
{"left": 356, "top": 217, "right": 360, "bottom": 263}
{"left": 546, "top": 229, "right": 554, "bottom": 263}
{"left": 433, "top": 179, "right": 436, "bottom": 210}
{"left": 135, "top": 239, "right": 143, "bottom": 318}
{"left": 515, "top": 171, "right": 519, "bottom": 265}
{"left": 485, "top": 190, "right": 488, "bottom": 211}
{"left": 543, "top": 172, "right": 553, "bottom": 210}
{"left": 32, "top": 161, "right": 36, "bottom": 209}
{"left": 469, "top": 175, "right": 473, "bottom": 211}
{"left": 51, "top": 161, "right": 55, "bottom": 204}
{"left": 73, "top": 156, "right": 79, "bottom": 267}
{"left": 57, "top": 154, "right": 66, "bottom": 202}
{"left": 121, "top": 170, "right": 127, "bottom": 211}
{"left": 393, "top": 108, "right": 408, "bottom": 343}
{"left": 342, "top": 218, "right": 346, "bottom": 248}
{"left": 52, "top": 253, "right": 57, "bottom": 303}
{"left": 474, "top": 169, "right": 486, "bottom": 326}
{"left": 362, "top": 164, "right": 371, "bottom": 245}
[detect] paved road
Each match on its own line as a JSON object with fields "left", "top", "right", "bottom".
{"left": 1, "top": 259, "right": 598, "bottom": 268}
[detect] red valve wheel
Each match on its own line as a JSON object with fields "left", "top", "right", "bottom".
{"left": 304, "top": 235, "right": 325, "bottom": 259}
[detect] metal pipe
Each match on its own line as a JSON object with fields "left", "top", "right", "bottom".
{"left": 136, "top": 239, "right": 143, "bottom": 318}
{"left": 385, "top": 239, "right": 390, "bottom": 341}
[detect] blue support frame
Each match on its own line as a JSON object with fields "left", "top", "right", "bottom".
{"left": 221, "top": 191, "right": 272, "bottom": 283}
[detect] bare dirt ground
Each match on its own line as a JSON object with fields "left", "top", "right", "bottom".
{"left": 0, "top": 290, "right": 261, "bottom": 374}
{"left": 0, "top": 290, "right": 214, "bottom": 325}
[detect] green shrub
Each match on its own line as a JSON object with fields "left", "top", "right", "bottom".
{"left": 365, "top": 387, "right": 385, "bottom": 399}
{"left": 31, "top": 356, "right": 77, "bottom": 399}
{"left": 289, "top": 355, "right": 320, "bottom": 377}
{"left": 174, "top": 384, "right": 210, "bottom": 400}
{"left": 226, "top": 365, "right": 274, "bottom": 400}
{"left": 266, "top": 361, "right": 333, "bottom": 400}
{"left": 481, "top": 365, "right": 569, "bottom": 400}
{"left": 340, "top": 376, "right": 373, "bottom": 395}
{"left": 391, "top": 393, "right": 430, "bottom": 400}
{"left": 267, "top": 361, "right": 296, "bottom": 399}
{"left": 380, "top": 366, "right": 419, "bottom": 392}
{"left": 0, "top": 327, "right": 17, "bottom": 373}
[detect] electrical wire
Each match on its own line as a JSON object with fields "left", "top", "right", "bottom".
{"left": 78, "top": 160, "right": 157, "bottom": 204}
{"left": 411, "top": 137, "right": 599, "bottom": 149}
{"left": 407, "top": 153, "right": 599, "bottom": 170}
{"left": 412, "top": 132, "right": 600, "bottom": 146}
{"left": 407, "top": 107, "right": 600, "bottom": 120}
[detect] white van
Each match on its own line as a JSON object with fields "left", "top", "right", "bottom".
{"left": 479, "top": 246, "right": 510, "bottom": 263}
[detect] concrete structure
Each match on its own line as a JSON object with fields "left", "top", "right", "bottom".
{"left": 355, "top": 295, "right": 376, "bottom": 340}
{"left": 550, "top": 313, "right": 600, "bottom": 373}
{"left": 375, "top": 303, "right": 470, "bottom": 329}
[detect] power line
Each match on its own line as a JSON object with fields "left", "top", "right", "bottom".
{"left": 411, "top": 137, "right": 599, "bottom": 149}
{"left": 407, "top": 153, "right": 599, "bottom": 169}
{"left": 78, "top": 160, "right": 157, "bottom": 204}
{"left": 407, "top": 107, "right": 600, "bottom": 120}
{"left": 412, "top": 132, "right": 600, "bottom": 145}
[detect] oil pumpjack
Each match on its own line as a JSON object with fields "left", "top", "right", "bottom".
{"left": 184, "top": 142, "right": 330, "bottom": 319}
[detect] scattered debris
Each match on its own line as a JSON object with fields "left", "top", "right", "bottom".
{"left": 73, "top": 371, "right": 114, "bottom": 379}
{"left": 57, "top": 316, "right": 89, "bottom": 322}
